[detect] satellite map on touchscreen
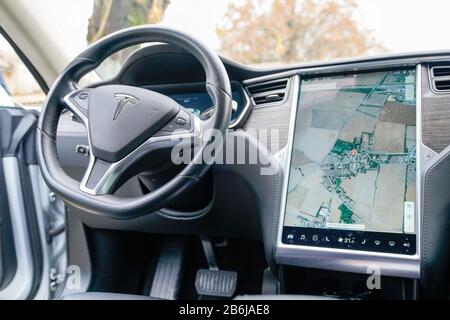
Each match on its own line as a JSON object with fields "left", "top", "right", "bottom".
{"left": 285, "top": 70, "right": 416, "bottom": 234}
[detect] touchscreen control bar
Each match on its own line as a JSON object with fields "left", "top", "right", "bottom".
{"left": 282, "top": 227, "right": 416, "bottom": 255}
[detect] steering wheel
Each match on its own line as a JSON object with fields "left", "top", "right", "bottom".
{"left": 37, "top": 26, "right": 232, "bottom": 219}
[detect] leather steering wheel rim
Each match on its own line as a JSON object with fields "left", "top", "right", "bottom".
{"left": 36, "top": 26, "right": 232, "bottom": 219}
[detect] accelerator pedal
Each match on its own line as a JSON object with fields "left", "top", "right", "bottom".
{"left": 195, "top": 269, "right": 237, "bottom": 298}
{"left": 195, "top": 236, "right": 237, "bottom": 298}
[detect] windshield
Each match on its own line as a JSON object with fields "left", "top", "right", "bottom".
{"left": 4, "top": 0, "right": 450, "bottom": 86}
{"left": 21, "top": 0, "right": 450, "bottom": 67}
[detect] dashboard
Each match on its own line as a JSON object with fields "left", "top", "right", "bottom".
{"left": 55, "top": 44, "right": 450, "bottom": 291}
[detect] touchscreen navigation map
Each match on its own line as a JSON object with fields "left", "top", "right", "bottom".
{"left": 283, "top": 69, "right": 416, "bottom": 251}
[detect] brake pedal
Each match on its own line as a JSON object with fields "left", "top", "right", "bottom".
{"left": 195, "top": 236, "right": 237, "bottom": 298}
{"left": 149, "top": 239, "right": 184, "bottom": 300}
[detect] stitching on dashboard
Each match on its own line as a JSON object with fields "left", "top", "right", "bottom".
{"left": 423, "top": 166, "right": 430, "bottom": 280}
{"left": 270, "top": 168, "right": 280, "bottom": 267}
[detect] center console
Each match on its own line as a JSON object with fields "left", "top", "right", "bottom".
{"left": 276, "top": 66, "right": 422, "bottom": 278}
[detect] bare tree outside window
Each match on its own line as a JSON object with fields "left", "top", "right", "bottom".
{"left": 85, "top": 0, "right": 171, "bottom": 79}
{"left": 87, "top": 0, "right": 171, "bottom": 44}
{"left": 217, "top": 0, "right": 385, "bottom": 65}
{"left": 85, "top": 0, "right": 385, "bottom": 71}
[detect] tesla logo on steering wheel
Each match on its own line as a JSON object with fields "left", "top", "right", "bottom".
{"left": 113, "top": 93, "right": 139, "bottom": 120}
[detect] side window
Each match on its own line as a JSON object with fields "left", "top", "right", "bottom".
{"left": 0, "top": 34, "right": 45, "bottom": 110}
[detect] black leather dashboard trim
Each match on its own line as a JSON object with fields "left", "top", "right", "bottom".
{"left": 422, "top": 148, "right": 450, "bottom": 298}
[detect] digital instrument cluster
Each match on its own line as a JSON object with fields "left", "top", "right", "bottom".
{"left": 168, "top": 91, "right": 243, "bottom": 121}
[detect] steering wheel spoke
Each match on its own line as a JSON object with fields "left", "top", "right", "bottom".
{"left": 80, "top": 156, "right": 115, "bottom": 195}
{"left": 79, "top": 113, "right": 203, "bottom": 196}
{"left": 63, "top": 89, "right": 92, "bottom": 126}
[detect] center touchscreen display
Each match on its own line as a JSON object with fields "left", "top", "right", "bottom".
{"left": 282, "top": 69, "right": 417, "bottom": 255}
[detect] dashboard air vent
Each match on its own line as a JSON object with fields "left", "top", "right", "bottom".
{"left": 434, "top": 79, "right": 450, "bottom": 91}
{"left": 246, "top": 78, "right": 289, "bottom": 106}
{"left": 432, "top": 66, "right": 450, "bottom": 77}
{"left": 430, "top": 66, "right": 450, "bottom": 92}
